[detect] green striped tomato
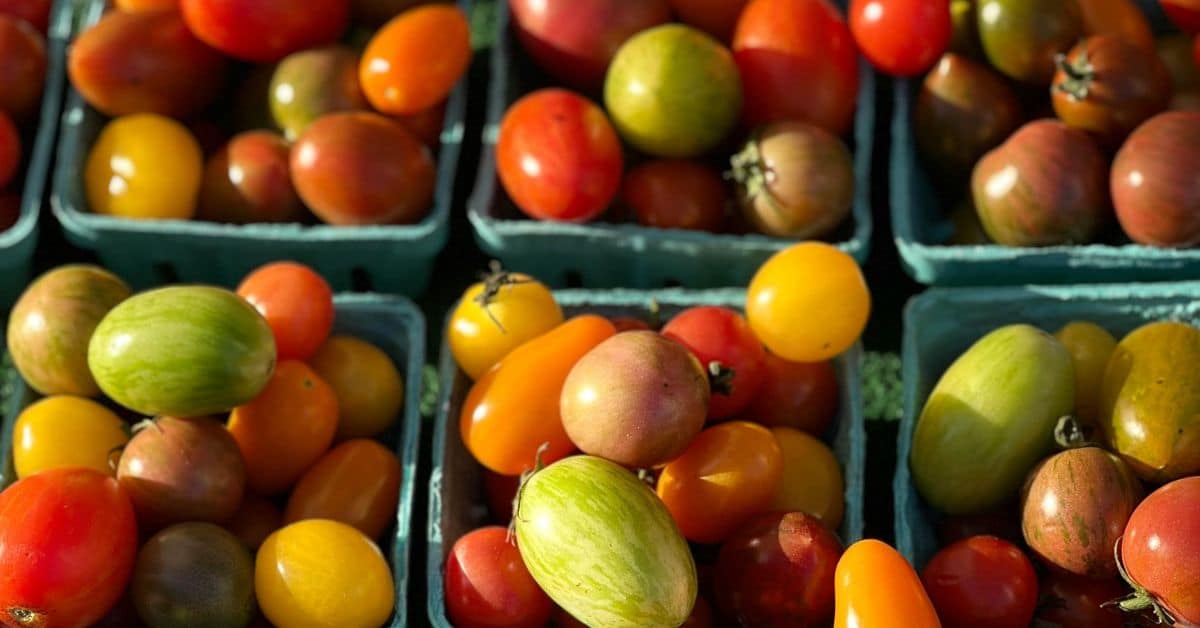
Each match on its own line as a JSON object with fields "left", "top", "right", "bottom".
{"left": 514, "top": 455, "right": 696, "bottom": 628}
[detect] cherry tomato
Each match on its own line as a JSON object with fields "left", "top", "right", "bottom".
{"left": 496, "top": 88, "right": 623, "bottom": 222}
{"left": 744, "top": 353, "right": 838, "bottom": 434}
{"left": 114, "top": 0, "right": 179, "bottom": 10}
{"left": 733, "top": 0, "right": 860, "bottom": 134}
{"left": 0, "top": 468, "right": 138, "bottom": 628}
{"left": 662, "top": 306, "right": 766, "bottom": 420}
{"left": 1054, "top": 321, "right": 1116, "bottom": 426}
{"left": 1119, "top": 476, "right": 1200, "bottom": 625}
{"left": 0, "top": 110, "right": 17, "bottom": 189}
{"left": 445, "top": 526, "right": 554, "bottom": 628}
{"left": 747, "top": 242, "right": 870, "bottom": 362}
{"left": 657, "top": 420, "right": 783, "bottom": 544}
{"left": 1036, "top": 572, "right": 1127, "bottom": 628}
{"left": 237, "top": 262, "right": 334, "bottom": 361}
{"left": 833, "top": 540, "right": 940, "bottom": 628}
{"left": 922, "top": 535, "right": 1038, "bottom": 628}
{"left": 0, "top": 14, "right": 45, "bottom": 120}
{"left": 1077, "top": 0, "right": 1155, "bottom": 51}
{"left": 13, "top": 395, "right": 128, "bottom": 480}
{"left": 850, "top": 0, "right": 951, "bottom": 77}
{"left": 769, "top": 427, "right": 844, "bottom": 528}
{"left": 448, "top": 270, "right": 563, "bottom": 380}
{"left": 620, "top": 160, "right": 728, "bottom": 232}
{"left": 360, "top": 5, "right": 470, "bottom": 115}
{"left": 228, "top": 361, "right": 339, "bottom": 495}
{"left": 84, "top": 114, "right": 203, "bottom": 220}
{"left": 198, "top": 130, "right": 305, "bottom": 225}
{"left": 669, "top": 0, "right": 750, "bottom": 41}
{"left": 285, "top": 439, "right": 401, "bottom": 541}
{"left": 226, "top": 494, "right": 281, "bottom": 551}
{"left": 0, "top": 0, "right": 50, "bottom": 32}
{"left": 1162, "top": 0, "right": 1200, "bottom": 34}
{"left": 483, "top": 469, "right": 520, "bottom": 523}
{"left": 309, "top": 335, "right": 405, "bottom": 440}
{"left": 180, "top": 0, "right": 349, "bottom": 62}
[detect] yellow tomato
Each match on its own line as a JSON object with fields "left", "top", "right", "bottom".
{"left": 13, "top": 395, "right": 128, "bottom": 479}
{"left": 1054, "top": 321, "right": 1116, "bottom": 425}
{"left": 84, "top": 113, "right": 203, "bottom": 220}
{"left": 769, "top": 427, "right": 845, "bottom": 528}
{"left": 448, "top": 271, "right": 563, "bottom": 380}
{"left": 256, "top": 519, "right": 394, "bottom": 628}
{"left": 747, "top": 242, "right": 869, "bottom": 362}
{"left": 309, "top": 336, "right": 404, "bottom": 440}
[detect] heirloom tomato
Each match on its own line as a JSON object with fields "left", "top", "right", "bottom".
{"left": 850, "top": 0, "right": 951, "bottom": 77}
{"left": 445, "top": 526, "right": 553, "bottom": 628}
{"left": 237, "top": 262, "right": 334, "bottom": 361}
{"left": 0, "top": 15, "right": 46, "bottom": 120}
{"left": 284, "top": 439, "right": 401, "bottom": 540}
{"left": 620, "top": 160, "right": 728, "bottom": 232}
{"left": 1118, "top": 476, "right": 1200, "bottom": 625}
{"left": 922, "top": 535, "right": 1038, "bottom": 628}
{"left": 84, "top": 114, "right": 203, "bottom": 220}
{"left": 13, "top": 395, "right": 127, "bottom": 480}
{"left": 745, "top": 354, "right": 838, "bottom": 434}
{"left": 449, "top": 270, "right": 562, "bottom": 380}
{"left": 833, "top": 540, "right": 940, "bottom": 628}
{"left": 662, "top": 306, "right": 765, "bottom": 420}
{"left": 181, "top": 0, "right": 348, "bottom": 62}
{"left": 769, "top": 427, "right": 844, "bottom": 528}
{"left": 309, "top": 335, "right": 405, "bottom": 440}
{"left": 359, "top": 5, "right": 470, "bottom": 115}
{"left": 198, "top": 131, "right": 305, "bottom": 225}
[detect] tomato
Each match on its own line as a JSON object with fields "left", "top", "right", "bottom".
{"left": 308, "top": 335, "right": 405, "bottom": 440}
{"left": 448, "top": 269, "right": 562, "bottom": 380}
{"left": 1162, "top": 0, "right": 1200, "bottom": 34}
{"left": 0, "top": 109, "right": 19, "bottom": 190}
{"left": 768, "top": 427, "right": 844, "bottom": 528}
{"left": 284, "top": 439, "right": 400, "bottom": 540}
{"left": 0, "top": 194, "right": 19, "bottom": 230}
{"left": 1118, "top": 476, "right": 1200, "bottom": 625}
{"left": 1077, "top": 0, "right": 1154, "bottom": 50}
{"left": 226, "top": 494, "right": 281, "bottom": 551}
{"left": 850, "top": 0, "right": 951, "bottom": 77}
{"left": 198, "top": 130, "right": 305, "bottom": 224}
{"left": 662, "top": 306, "right": 766, "bottom": 420}
{"left": 1054, "top": 321, "right": 1116, "bottom": 426}
{"left": 1111, "top": 111, "right": 1200, "bottom": 248}
{"left": 180, "top": 0, "right": 349, "bottom": 62}
{"left": 12, "top": 396, "right": 126, "bottom": 479}
{"left": 360, "top": 5, "right": 469, "bottom": 115}
{"left": 84, "top": 114, "right": 203, "bottom": 220}
{"left": 921, "top": 535, "right": 1038, "bottom": 628}
{"left": 610, "top": 316, "right": 652, "bottom": 332}
{"left": 0, "top": 15, "right": 45, "bottom": 120}
{"left": 461, "top": 315, "right": 615, "bottom": 475}
{"left": 657, "top": 421, "right": 783, "bottom": 544}
{"left": 227, "top": 361, "right": 339, "bottom": 495}
{"left": 669, "top": 0, "right": 750, "bottom": 41}
{"left": 0, "top": 0, "right": 50, "bottom": 32}
{"left": 482, "top": 469, "right": 520, "bottom": 523}
{"left": 269, "top": 45, "right": 368, "bottom": 142}
{"left": 833, "top": 540, "right": 940, "bottom": 628}
{"left": 395, "top": 99, "right": 446, "bottom": 147}
{"left": 1036, "top": 572, "right": 1128, "bottom": 628}
{"left": 131, "top": 523, "right": 256, "bottom": 628}
{"left": 977, "top": 0, "right": 1082, "bottom": 85}
{"left": 496, "top": 89, "right": 623, "bottom": 222}
{"left": 746, "top": 242, "right": 870, "bottom": 362}
{"left": 114, "top": 0, "right": 179, "bottom": 10}
{"left": 620, "top": 160, "right": 728, "bottom": 232}
{"left": 744, "top": 354, "right": 838, "bottom": 435}
{"left": 237, "top": 262, "right": 334, "bottom": 361}
{"left": 0, "top": 468, "right": 138, "bottom": 628}
{"left": 445, "top": 526, "right": 554, "bottom": 628}
{"left": 733, "top": 0, "right": 859, "bottom": 134}
{"left": 937, "top": 508, "right": 1023, "bottom": 547}
{"left": 256, "top": 520, "right": 394, "bottom": 628}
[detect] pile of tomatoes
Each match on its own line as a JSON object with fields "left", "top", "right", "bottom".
{"left": 441, "top": 243, "right": 878, "bottom": 626}
{"left": 0, "top": 1, "right": 50, "bottom": 231}
{"left": 67, "top": 0, "right": 470, "bottom": 225}
{"left": 0, "top": 260, "right": 407, "bottom": 628}
{"left": 494, "top": 0, "right": 860, "bottom": 240}
{"left": 906, "top": 0, "right": 1200, "bottom": 248}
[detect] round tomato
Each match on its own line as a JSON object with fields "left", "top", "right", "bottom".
{"left": 620, "top": 160, "right": 728, "bottom": 232}
{"left": 834, "top": 540, "right": 940, "bottom": 628}
{"left": 0, "top": 0, "right": 50, "bottom": 32}
{"left": 746, "top": 242, "right": 870, "bottom": 362}
{"left": 1119, "top": 476, "right": 1200, "bottom": 625}
{"left": 114, "top": 0, "right": 178, "bottom": 10}
{"left": 0, "top": 110, "right": 18, "bottom": 190}
{"left": 744, "top": 354, "right": 838, "bottom": 434}
{"left": 308, "top": 335, "right": 405, "bottom": 440}
{"left": 1162, "top": 0, "right": 1200, "bottom": 34}
{"left": 657, "top": 420, "right": 783, "bottom": 544}
{"left": 769, "top": 427, "right": 844, "bottom": 528}
{"left": 669, "top": 0, "right": 750, "bottom": 41}
{"left": 0, "top": 468, "right": 138, "bottom": 628}
{"left": 360, "top": 5, "right": 470, "bottom": 115}
{"left": 1078, "top": 0, "right": 1154, "bottom": 50}
{"left": 180, "top": 0, "right": 349, "bottom": 62}
{"left": 84, "top": 114, "right": 203, "bottom": 220}
{"left": 448, "top": 269, "right": 563, "bottom": 380}
{"left": 198, "top": 130, "right": 305, "bottom": 225}
{"left": 445, "top": 526, "right": 554, "bottom": 628}
{"left": 850, "top": 0, "right": 951, "bottom": 77}
{"left": 225, "top": 494, "right": 281, "bottom": 551}
{"left": 0, "top": 14, "right": 45, "bottom": 120}
{"left": 237, "top": 261, "right": 334, "bottom": 361}
{"left": 257, "top": 520, "right": 394, "bottom": 628}
{"left": 921, "top": 535, "right": 1038, "bottom": 628}
{"left": 733, "top": 0, "right": 859, "bottom": 134}
{"left": 662, "top": 306, "right": 766, "bottom": 420}
{"left": 1054, "top": 321, "right": 1116, "bottom": 426}
{"left": 1036, "top": 572, "right": 1128, "bottom": 628}
{"left": 284, "top": 439, "right": 400, "bottom": 540}
{"left": 496, "top": 89, "right": 623, "bottom": 222}
{"left": 13, "top": 396, "right": 128, "bottom": 480}
{"left": 227, "top": 361, "right": 339, "bottom": 495}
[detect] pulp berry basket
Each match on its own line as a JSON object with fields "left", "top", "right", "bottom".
{"left": 0, "top": 293, "right": 426, "bottom": 628}
{"left": 425, "top": 288, "right": 867, "bottom": 625}
{"left": 466, "top": 1, "right": 874, "bottom": 289}
{"left": 49, "top": 0, "right": 468, "bottom": 296}
{"left": 889, "top": 0, "right": 1193, "bottom": 286}
{"left": 895, "top": 282, "right": 1200, "bottom": 569}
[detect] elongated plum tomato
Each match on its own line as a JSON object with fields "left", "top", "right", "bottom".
{"left": 0, "top": 468, "right": 138, "bottom": 628}
{"left": 237, "top": 261, "right": 334, "bottom": 361}
{"left": 833, "top": 540, "right": 940, "bottom": 628}
{"left": 84, "top": 114, "right": 203, "bottom": 220}
{"left": 181, "top": 0, "right": 348, "bottom": 62}
{"left": 850, "top": 0, "right": 951, "bottom": 77}
{"left": 746, "top": 242, "right": 869, "bottom": 362}
{"left": 496, "top": 89, "right": 623, "bottom": 222}
{"left": 445, "top": 526, "right": 553, "bottom": 628}
{"left": 461, "top": 315, "right": 616, "bottom": 475}
{"left": 1118, "top": 476, "right": 1200, "bottom": 625}
{"left": 449, "top": 270, "right": 563, "bottom": 380}
{"left": 922, "top": 535, "right": 1038, "bottom": 628}
{"left": 284, "top": 439, "right": 401, "bottom": 540}
{"left": 360, "top": 5, "right": 470, "bottom": 115}
{"left": 662, "top": 306, "right": 766, "bottom": 420}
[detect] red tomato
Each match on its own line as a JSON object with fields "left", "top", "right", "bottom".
{"left": 661, "top": 306, "right": 766, "bottom": 420}
{"left": 0, "top": 194, "right": 20, "bottom": 231}
{"left": 743, "top": 353, "right": 838, "bottom": 434}
{"left": 733, "top": 0, "right": 860, "bottom": 134}
{"left": 445, "top": 526, "right": 554, "bottom": 628}
{"left": 620, "top": 160, "right": 728, "bottom": 232}
{"left": 496, "top": 89, "right": 623, "bottom": 222}
{"left": 0, "top": 110, "right": 17, "bottom": 189}
{"left": 236, "top": 261, "right": 334, "bottom": 361}
{"left": 921, "top": 535, "right": 1038, "bottom": 628}
{"left": 1162, "top": 0, "right": 1200, "bottom": 34}
{"left": 0, "top": 14, "right": 46, "bottom": 121}
{"left": 850, "top": 0, "right": 950, "bottom": 76}
{"left": 180, "top": 0, "right": 349, "bottom": 62}
{"left": 0, "top": 468, "right": 138, "bottom": 628}
{"left": 669, "top": 0, "right": 751, "bottom": 41}
{"left": 1120, "top": 476, "right": 1200, "bottom": 625}
{"left": 1035, "top": 572, "right": 1127, "bottom": 628}
{"left": 0, "top": 0, "right": 49, "bottom": 32}
{"left": 936, "top": 508, "right": 1023, "bottom": 548}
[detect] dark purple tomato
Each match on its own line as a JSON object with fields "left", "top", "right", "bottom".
{"left": 198, "top": 131, "right": 306, "bottom": 225}
{"left": 914, "top": 53, "right": 1021, "bottom": 176}
{"left": 620, "top": 160, "right": 728, "bottom": 233}
{"left": 445, "top": 526, "right": 554, "bottom": 628}
{"left": 0, "top": 15, "right": 45, "bottom": 120}
{"left": 1035, "top": 572, "right": 1127, "bottom": 628}
{"left": 921, "top": 535, "right": 1039, "bottom": 628}
{"left": 131, "top": 523, "right": 256, "bottom": 628}
{"left": 743, "top": 353, "right": 838, "bottom": 435}
{"left": 1111, "top": 111, "right": 1200, "bottom": 247}
{"left": 662, "top": 306, "right": 766, "bottom": 421}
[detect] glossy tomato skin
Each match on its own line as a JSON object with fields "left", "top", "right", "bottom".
{"left": 834, "top": 540, "right": 940, "bottom": 628}
{"left": 269, "top": 45, "right": 368, "bottom": 142}
{"left": 180, "top": 0, "right": 348, "bottom": 62}
{"left": 445, "top": 526, "right": 554, "bottom": 628}
{"left": 1111, "top": 111, "right": 1200, "bottom": 247}
{"left": 85, "top": 114, "right": 204, "bottom": 220}
{"left": 237, "top": 262, "right": 334, "bottom": 361}
{"left": 922, "top": 535, "right": 1038, "bottom": 628}
{"left": 620, "top": 160, "right": 728, "bottom": 232}
{"left": 497, "top": 89, "right": 623, "bottom": 222}
{"left": 198, "top": 131, "right": 305, "bottom": 225}
{"left": 914, "top": 53, "right": 1021, "bottom": 176}
{"left": 284, "top": 439, "right": 401, "bottom": 540}
{"left": 976, "top": 0, "right": 1082, "bottom": 85}
{"left": 669, "top": 0, "right": 750, "bottom": 41}
{"left": 1120, "top": 476, "right": 1200, "bottom": 625}
{"left": 769, "top": 427, "right": 845, "bottom": 527}
{"left": 0, "top": 468, "right": 138, "bottom": 628}
{"left": 744, "top": 354, "right": 838, "bottom": 434}
{"left": 0, "top": 15, "right": 46, "bottom": 120}
{"left": 0, "top": 110, "right": 17, "bottom": 189}
{"left": 850, "top": 0, "right": 951, "bottom": 77}
{"left": 1035, "top": 572, "right": 1127, "bottom": 628}
{"left": 309, "top": 335, "right": 405, "bottom": 440}
{"left": 662, "top": 306, "right": 766, "bottom": 420}
{"left": 448, "top": 272, "right": 562, "bottom": 381}
{"left": 0, "top": 0, "right": 50, "bottom": 32}
{"left": 733, "top": 0, "right": 859, "bottom": 134}
{"left": 1052, "top": 36, "right": 1170, "bottom": 148}
{"left": 359, "top": 5, "right": 470, "bottom": 115}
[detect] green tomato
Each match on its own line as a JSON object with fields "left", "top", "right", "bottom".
{"left": 977, "top": 0, "right": 1082, "bottom": 85}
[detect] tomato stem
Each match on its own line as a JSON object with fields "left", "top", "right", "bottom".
{"left": 509, "top": 441, "right": 551, "bottom": 543}
{"left": 1053, "top": 50, "right": 1095, "bottom": 102}
{"left": 1109, "top": 536, "right": 1178, "bottom": 625}
{"left": 473, "top": 261, "right": 533, "bottom": 334}
{"left": 707, "top": 361, "right": 735, "bottom": 396}
{"left": 7, "top": 608, "right": 44, "bottom": 627}
{"left": 1053, "top": 415, "right": 1095, "bottom": 450}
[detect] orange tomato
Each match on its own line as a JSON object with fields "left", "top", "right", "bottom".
{"left": 1077, "top": 0, "right": 1155, "bottom": 50}
{"left": 834, "top": 539, "right": 941, "bottom": 628}
{"left": 656, "top": 420, "right": 783, "bottom": 544}
{"left": 307, "top": 335, "right": 404, "bottom": 440}
{"left": 359, "top": 4, "right": 470, "bottom": 115}
{"left": 284, "top": 439, "right": 401, "bottom": 540}
{"left": 114, "top": 0, "right": 178, "bottom": 10}
{"left": 769, "top": 427, "right": 845, "bottom": 528}
{"left": 228, "top": 360, "right": 338, "bottom": 495}
{"left": 226, "top": 494, "right": 281, "bottom": 551}
{"left": 461, "top": 315, "right": 616, "bottom": 475}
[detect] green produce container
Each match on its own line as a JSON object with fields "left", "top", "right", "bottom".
{"left": 49, "top": 0, "right": 467, "bottom": 296}
{"left": 466, "top": 0, "right": 874, "bottom": 289}
{"left": 426, "top": 288, "right": 867, "bottom": 625}
{"left": 0, "top": 293, "right": 425, "bottom": 628}
{"left": 889, "top": 0, "right": 1193, "bottom": 286}
{"left": 895, "top": 282, "right": 1200, "bottom": 569}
